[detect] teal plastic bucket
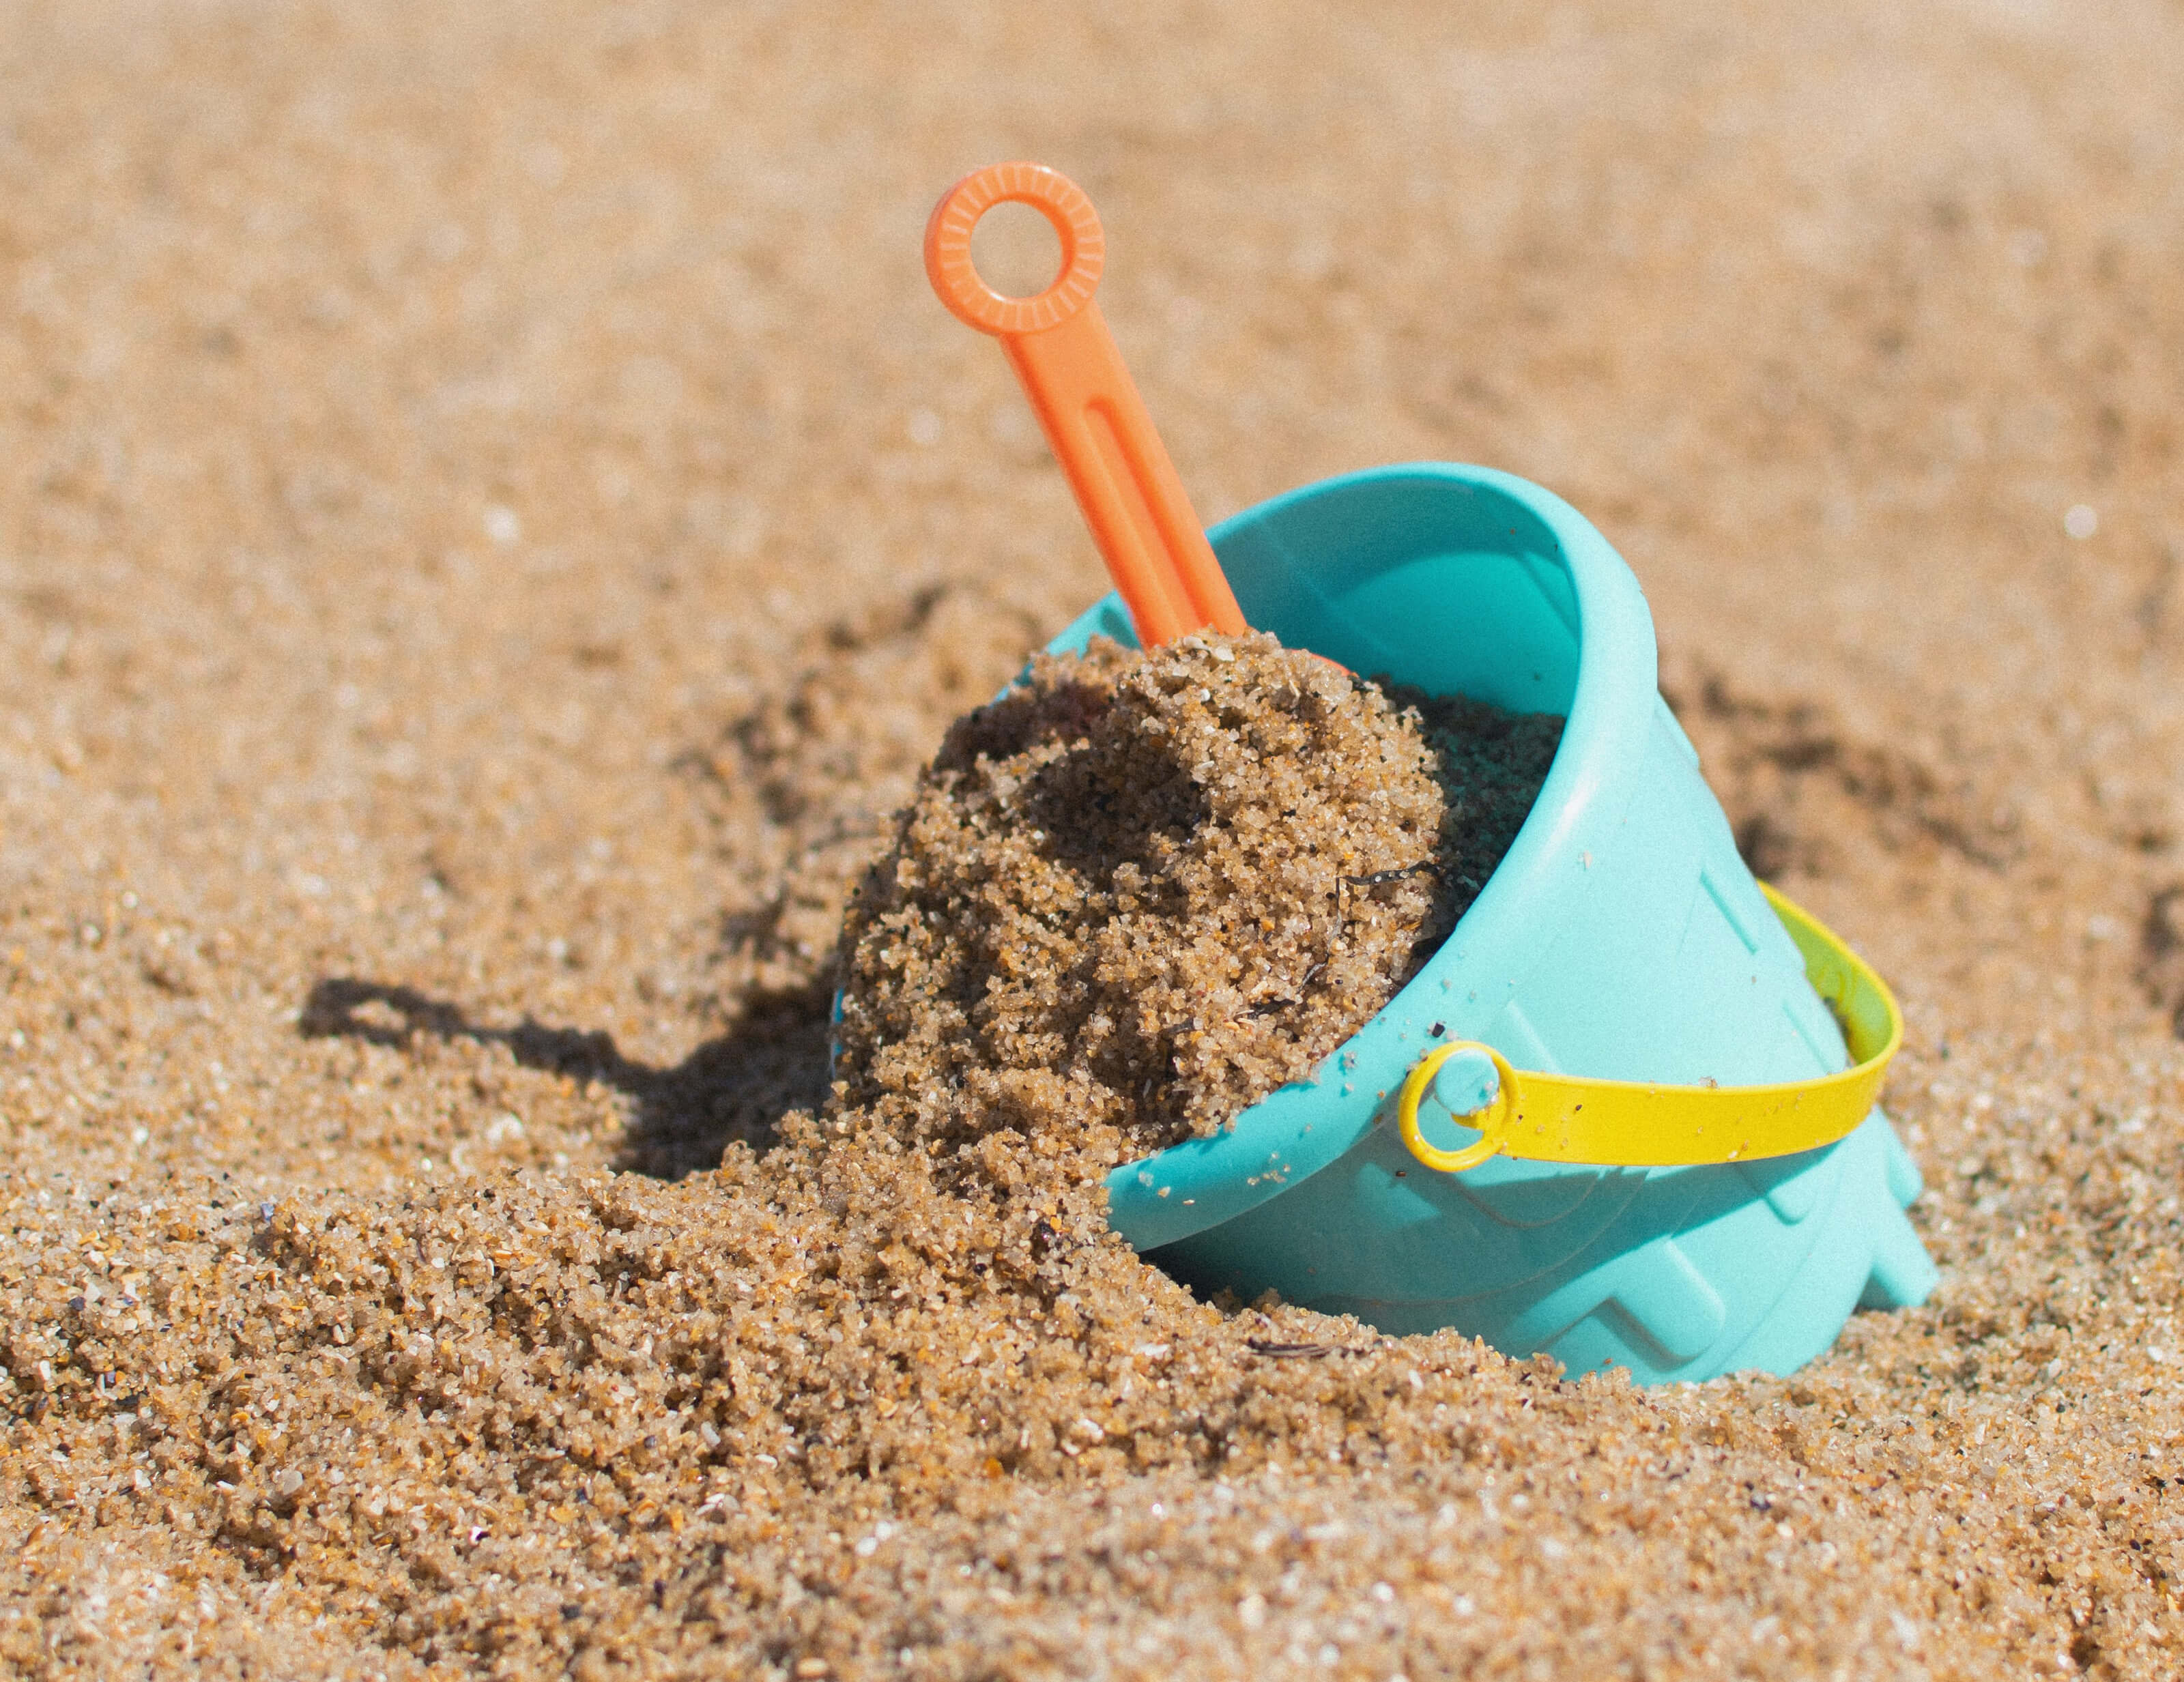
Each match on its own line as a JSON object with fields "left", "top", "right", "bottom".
{"left": 1043, "top": 462, "right": 1937, "bottom": 1384}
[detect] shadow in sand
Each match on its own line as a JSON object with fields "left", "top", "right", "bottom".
{"left": 298, "top": 976, "right": 834, "bottom": 1178}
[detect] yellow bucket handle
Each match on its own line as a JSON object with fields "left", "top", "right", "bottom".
{"left": 1395, "top": 883, "right": 1902, "bottom": 1172}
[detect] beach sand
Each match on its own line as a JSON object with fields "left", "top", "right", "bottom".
{"left": 4, "top": 1, "right": 2184, "bottom": 1676}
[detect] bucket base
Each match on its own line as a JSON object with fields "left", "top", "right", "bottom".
{"left": 1145, "top": 1111, "right": 1936, "bottom": 1384}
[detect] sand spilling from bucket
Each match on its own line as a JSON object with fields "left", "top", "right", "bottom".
{"left": 831, "top": 630, "right": 1561, "bottom": 1159}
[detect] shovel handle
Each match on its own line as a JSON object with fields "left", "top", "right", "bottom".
{"left": 925, "top": 162, "right": 1246, "bottom": 647}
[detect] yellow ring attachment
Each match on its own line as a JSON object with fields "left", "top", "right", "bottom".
{"left": 1396, "top": 1041, "right": 1521, "bottom": 1173}
{"left": 1393, "top": 882, "right": 1904, "bottom": 1172}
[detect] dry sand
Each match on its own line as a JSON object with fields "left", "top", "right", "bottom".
{"left": 5, "top": 1, "right": 2184, "bottom": 1677}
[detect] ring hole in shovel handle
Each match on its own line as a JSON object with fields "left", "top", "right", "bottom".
{"left": 924, "top": 162, "right": 1106, "bottom": 336}
{"left": 1396, "top": 1041, "right": 1519, "bottom": 1174}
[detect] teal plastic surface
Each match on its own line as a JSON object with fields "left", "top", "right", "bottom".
{"left": 1053, "top": 463, "right": 1937, "bottom": 1384}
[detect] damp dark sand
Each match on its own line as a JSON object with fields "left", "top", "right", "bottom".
{"left": 832, "top": 631, "right": 1560, "bottom": 1153}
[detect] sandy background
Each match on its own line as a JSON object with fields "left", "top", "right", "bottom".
{"left": 5, "top": 0, "right": 2184, "bottom": 1676}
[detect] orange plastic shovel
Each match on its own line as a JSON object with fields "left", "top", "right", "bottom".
{"left": 925, "top": 162, "right": 1246, "bottom": 648}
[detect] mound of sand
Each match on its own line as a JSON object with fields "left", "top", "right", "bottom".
{"left": 832, "top": 630, "right": 1557, "bottom": 1148}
